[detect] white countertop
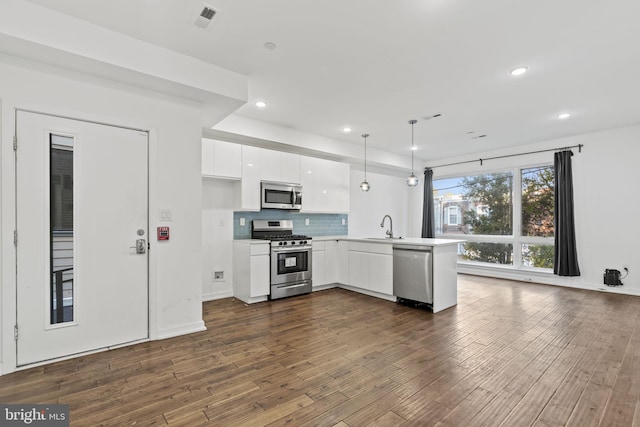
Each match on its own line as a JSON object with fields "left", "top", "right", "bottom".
{"left": 234, "top": 236, "right": 464, "bottom": 247}
{"left": 310, "top": 235, "right": 465, "bottom": 247}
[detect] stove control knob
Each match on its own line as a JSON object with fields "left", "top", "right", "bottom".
{"left": 291, "top": 241, "right": 296, "bottom": 245}
{"left": 303, "top": 240, "right": 307, "bottom": 244}
{"left": 283, "top": 241, "right": 287, "bottom": 245}
{"left": 278, "top": 242, "right": 283, "bottom": 246}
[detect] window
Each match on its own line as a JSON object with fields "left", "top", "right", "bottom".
{"left": 447, "top": 206, "right": 459, "bottom": 225}
{"left": 434, "top": 166, "right": 554, "bottom": 270}
{"left": 50, "top": 134, "right": 74, "bottom": 324}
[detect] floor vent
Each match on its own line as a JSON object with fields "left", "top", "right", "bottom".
{"left": 193, "top": 3, "right": 220, "bottom": 29}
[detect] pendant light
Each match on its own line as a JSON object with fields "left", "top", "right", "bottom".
{"left": 360, "top": 133, "right": 371, "bottom": 192}
{"left": 406, "top": 119, "right": 420, "bottom": 187}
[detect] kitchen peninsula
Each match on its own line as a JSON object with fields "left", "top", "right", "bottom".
{"left": 235, "top": 235, "right": 463, "bottom": 313}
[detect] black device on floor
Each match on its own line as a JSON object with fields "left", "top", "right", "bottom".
{"left": 604, "top": 269, "right": 623, "bottom": 286}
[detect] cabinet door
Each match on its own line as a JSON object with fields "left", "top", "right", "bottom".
{"left": 348, "top": 251, "right": 368, "bottom": 289}
{"left": 312, "top": 250, "right": 326, "bottom": 286}
{"left": 336, "top": 241, "right": 349, "bottom": 284}
{"left": 323, "top": 241, "right": 338, "bottom": 284}
{"left": 300, "top": 156, "right": 316, "bottom": 212}
{"left": 213, "top": 140, "right": 241, "bottom": 179}
{"left": 202, "top": 138, "right": 215, "bottom": 176}
{"left": 369, "top": 253, "right": 393, "bottom": 295}
{"left": 239, "top": 146, "right": 261, "bottom": 210}
{"left": 260, "top": 149, "right": 301, "bottom": 184}
{"left": 259, "top": 149, "right": 281, "bottom": 182}
{"left": 250, "top": 255, "right": 270, "bottom": 297}
{"left": 313, "top": 158, "right": 350, "bottom": 213}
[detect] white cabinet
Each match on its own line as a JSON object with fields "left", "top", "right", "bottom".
{"left": 312, "top": 240, "right": 341, "bottom": 288}
{"left": 300, "top": 156, "right": 350, "bottom": 213}
{"left": 432, "top": 244, "right": 459, "bottom": 313}
{"left": 260, "top": 149, "right": 300, "bottom": 184}
{"left": 235, "top": 147, "right": 302, "bottom": 211}
{"left": 233, "top": 241, "right": 270, "bottom": 303}
{"left": 312, "top": 241, "right": 327, "bottom": 288}
{"left": 235, "top": 145, "right": 261, "bottom": 211}
{"left": 346, "top": 242, "right": 393, "bottom": 295}
{"left": 202, "top": 139, "right": 241, "bottom": 179}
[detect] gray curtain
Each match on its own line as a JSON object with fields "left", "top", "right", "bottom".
{"left": 554, "top": 150, "right": 580, "bottom": 276}
{"left": 421, "top": 168, "right": 435, "bottom": 238}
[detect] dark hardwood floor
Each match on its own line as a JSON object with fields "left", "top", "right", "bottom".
{"left": 2, "top": 275, "right": 640, "bottom": 426}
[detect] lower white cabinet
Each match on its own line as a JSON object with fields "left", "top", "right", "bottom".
{"left": 312, "top": 240, "right": 340, "bottom": 288}
{"left": 311, "top": 238, "right": 460, "bottom": 311}
{"left": 346, "top": 242, "right": 393, "bottom": 295}
{"left": 233, "top": 241, "right": 270, "bottom": 303}
{"left": 312, "top": 241, "right": 327, "bottom": 288}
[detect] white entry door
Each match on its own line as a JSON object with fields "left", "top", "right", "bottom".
{"left": 15, "top": 110, "right": 149, "bottom": 366}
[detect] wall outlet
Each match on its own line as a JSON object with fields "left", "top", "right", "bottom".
{"left": 213, "top": 271, "right": 224, "bottom": 281}
{"left": 240, "top": 217, "right": 246, "bottom": 226}
{"left": 305, "top": 218, "right": 309, "bottom": 226}
{"left": 342, "top": 218, "right": 346, "bottom": 225}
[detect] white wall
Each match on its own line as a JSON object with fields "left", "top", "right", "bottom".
{"left": 0, "top": 57, "right": 211, "bottom": 372}
{"left": 349, "top": 169, "right": 417, "bottom": 238}
{"left": 403, "top": 125, "right": 640, "bottom": 295}
{"left": 202, "top": 179, "right": 235, "bottom": 300}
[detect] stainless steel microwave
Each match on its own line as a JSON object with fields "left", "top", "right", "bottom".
{"left": 261, "top": 182, "right": 302, "bottom": 210}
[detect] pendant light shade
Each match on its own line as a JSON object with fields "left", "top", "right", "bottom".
{"left": 360, "top": 133, "right": 371, "bottom": 192}
{"left": 407, "top": 120, "right": 420, "bottom": 187}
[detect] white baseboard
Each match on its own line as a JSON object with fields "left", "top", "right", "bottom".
{"left": 156, "top": 320, "right": 207, "bottom": 340}
{"left": 202, "top": 289, "right": 233, "bottom": 301}
{"left": 312, "top": 283, "right": 338, "bottom": 292}
{"left": 457, "top": 267, "right": 640, "bottom": 297}
{"left": 338, "top": 284, "right": 397, "bottom": 302}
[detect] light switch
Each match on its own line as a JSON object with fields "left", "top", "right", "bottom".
{"left": 342, "top": 218, "right": 346, "bottom": 225}
{"left": 160, "top": 209, "right": 172, "bottom": 221}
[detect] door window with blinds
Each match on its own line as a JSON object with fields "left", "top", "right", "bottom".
{"left": 50, "top": 134, "right": 74, "bottom": 324}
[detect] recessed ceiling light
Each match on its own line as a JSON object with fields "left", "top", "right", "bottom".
{"left": 558, "top": 112, "right": 571, "bottom": 120}
{"left": 411, "top": 146, "right": 418, "bottom": 151}
{"left": 264, "top": 42, "right": 277, "bottom": 50}
{"left": 255, "top": 100, "right": 267, "bottom": 108}
{"left": 510, "top": 66, "right": 529, "bottom": 76}
{"left": 343, "top": 127, "right": 352, "bottom": 133}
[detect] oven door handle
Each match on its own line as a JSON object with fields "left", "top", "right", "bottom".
{"left": 272, "top": 246, "right": 312, "bottom": 253}
{"left": 276, "top": 282, "right": 309, "bottom": 289}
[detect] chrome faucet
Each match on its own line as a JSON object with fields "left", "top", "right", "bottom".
{"left": 380, "top": 215, "right": 394, "bottom": 238}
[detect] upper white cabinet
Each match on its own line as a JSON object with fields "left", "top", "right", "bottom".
{"left": 260, "top": 149, "right": 301, "bottom": 184}
{"left": 202, "top": 139, "right": 241, "bottom": 179}
{"left": 224, "top": 145, "right": 349, "bottom": 213}
{"left": 235, "top": 145, "right": 261, "bottom": 211}
{"left": 300, "top": 156, "right": 350, "bottom": 213}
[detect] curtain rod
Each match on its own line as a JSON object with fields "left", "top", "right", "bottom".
{"left": 425, "top": 144, "right": 583, "bottom": 170}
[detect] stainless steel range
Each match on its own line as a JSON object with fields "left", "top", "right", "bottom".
{"left": 252, "top": 220, "right": 312, "bottom": 300}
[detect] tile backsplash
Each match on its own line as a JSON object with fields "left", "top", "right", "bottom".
{"left": 234, "top": 211, "right": 348, "bottom": 239}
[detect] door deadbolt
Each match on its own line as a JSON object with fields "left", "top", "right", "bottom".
{"left": 130, "top": 239, "right": 146, "bottom": 254}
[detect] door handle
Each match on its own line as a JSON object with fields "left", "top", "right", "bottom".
{"left": 130, "top": 239, "right": 146, "bottom": 254}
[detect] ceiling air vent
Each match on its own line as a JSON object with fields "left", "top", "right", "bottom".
{"left": 192, "top": 3, "right": 220, "bottom": 29}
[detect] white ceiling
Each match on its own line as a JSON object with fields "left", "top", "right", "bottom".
{"left": 25, "top": 0, "right": 640, "bottom": 162}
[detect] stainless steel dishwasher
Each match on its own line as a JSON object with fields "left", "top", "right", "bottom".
{"left": 393, "top": 245, "right": 433, "bottom": 304}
